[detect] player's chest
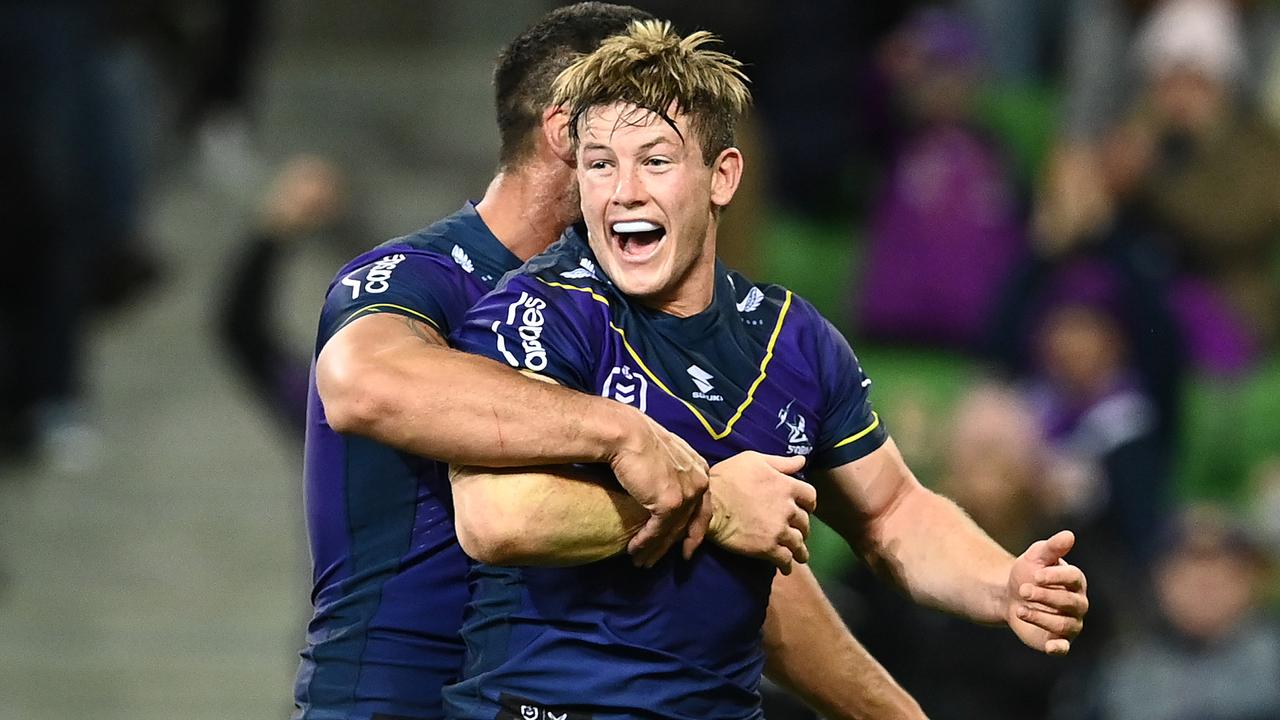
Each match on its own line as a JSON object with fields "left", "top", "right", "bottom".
{"left": 586, "top": 324, "right": 823, "bottom": 464}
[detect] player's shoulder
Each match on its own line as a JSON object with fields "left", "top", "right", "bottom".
{"left": 498, "top": 224, "right": 610, "bottom": 297}
{"left": 328, "top": 236, "right": 439, "bottom": 285}
{"left": 721, "top": 266, "right": 831, "bottom": 338}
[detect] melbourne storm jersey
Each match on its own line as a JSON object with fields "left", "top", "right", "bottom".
{"left": 446, "top": 228, "right": 888, "bottom": 720}
{"left": 297, "top": 203, "right": 522, "bottom": 720}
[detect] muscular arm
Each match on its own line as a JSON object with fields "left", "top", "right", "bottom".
{"left": 764, "top": 566, "right": 925, "bottom": 720}
{"left": 453, "top": 464, "right": 923, "bottom": 718}
{"left": 449, "top": 462, "right": 648, "bottom": 566}
{"left": 811, "top": 438, "right": 1013, "bottom": 624}
{"left": 317, "top": 313, "right": 638, "bottom": 467}
{"left": 452, "top": 449, "right": 811, "bottom": 570}
{"left": 811, "top": 438, "right": 1088, "bottom": 654}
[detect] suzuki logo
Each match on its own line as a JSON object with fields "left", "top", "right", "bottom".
{"left": 687, "top": 364, "right": 714, "bottom": 393}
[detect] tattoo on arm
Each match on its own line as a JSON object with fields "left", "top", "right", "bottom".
{"left": 401, "top": 315, "right": 445, "bottom": 346}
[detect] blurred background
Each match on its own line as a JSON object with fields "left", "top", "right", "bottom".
{"left": 2, "top": 0, "right": 1279, "bottom": 718}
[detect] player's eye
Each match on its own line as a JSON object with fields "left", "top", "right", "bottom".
{"left": 588, "top": 159, "right": 612, "bottom": 171}
{"left": 644, "top": 157, "right": 671, "bottom": 168}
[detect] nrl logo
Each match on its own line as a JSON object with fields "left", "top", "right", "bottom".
{"left": 602, "top": 365, "right": 648, "bottom": 411}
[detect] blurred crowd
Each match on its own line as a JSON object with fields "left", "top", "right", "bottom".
{"left": 3, "top": 1, "right": 1279, "bottom": 719}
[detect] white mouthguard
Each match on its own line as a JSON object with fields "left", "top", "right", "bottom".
{"left": 611, "top": 221, "right": 661, "bottom": 234}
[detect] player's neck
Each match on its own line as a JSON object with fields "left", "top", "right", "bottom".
{"left": 475, "top": 163, "right": 576, "bottom": 262}
{"left": 640, "top": 234, "right": 718, "bottom": 319}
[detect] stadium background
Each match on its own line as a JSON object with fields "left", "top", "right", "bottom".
{"left": 1, "top": 1, "right": 1278, "bottom": 718}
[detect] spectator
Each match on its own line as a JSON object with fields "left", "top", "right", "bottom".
{"left": 855, "top": 7, "right": 1026, "bottom": 351}
{"left": 988, "top": 237, "right": 1183, "bottom": 580}
{"left": 1042, "top": 0, "right": 1280, "bottom": 373}
{"left": 217, "top": 155, "right": 347, "bottom": 441}
{"left": 1093, "top": 505, "right": 1280, "bottom": 720}
{"left": 844, "top": 386, "right": 1098, "bottom": 720}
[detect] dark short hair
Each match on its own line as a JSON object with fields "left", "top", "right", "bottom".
{"left": 494, "top": 2, "right": 652, "bottom": 168}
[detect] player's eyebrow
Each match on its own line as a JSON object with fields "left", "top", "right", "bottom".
{"left": 634, "top": 136, "right": 677, "bottom": 155}
{"left": 581, "top": 141, "right": 614, "bottom": 153}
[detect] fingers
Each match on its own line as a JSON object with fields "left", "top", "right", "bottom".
{"left": 1015, "top": 606, "right": 1084, "bottom": 640}
{"left": 781, "top": 527, "right": 809, "bottom": 565}
{"left": 1034, "top": 564, "right": 1087, "bottom": 592}
{"left": 1044, "top": 638, "right": 1071, "bottom": 656}
{"left": 1030, "top": 530, "right": 1076, "bottom": 565}
{"left": 1019, "top": 583, "right": 1089, "bottom": 617}
{"left": 627, "top": 515, "right": 680, "bottom": 567}
{"left": 791, "top": 478, "right": 818, "bottom": 514}
{"left": 790, "top": 506, "right": 811, "bottom": 539}
{"left": 770, "top": 546, "right": 795, "bottom": 575}
{"left": 682, "top": 495, "right": 713, "bottom": 560}
{"left": 761, "top": 453, "right": 807, "bottom": 475}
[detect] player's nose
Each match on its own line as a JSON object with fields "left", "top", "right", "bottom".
{"left": 611, "top": 167, "right": 648, "bottom": 208}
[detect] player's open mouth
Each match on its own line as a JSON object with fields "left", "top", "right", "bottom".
{"left": 610, "top": 220, "right": 666, "bottom": 262}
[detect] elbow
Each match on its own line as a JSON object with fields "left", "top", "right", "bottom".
{"left": 456, "top": 520, "right": 527, "bottom": 565}
{"left": 316, "top": 347, "right": 391, "bottom": 436}
{"left": 453, "top": 476, "right": 531, "bottom": 565}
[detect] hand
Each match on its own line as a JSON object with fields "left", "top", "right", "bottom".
{"left": 608, "top": 410, "right": 711, "bottom": 568}
{"left": 260, "top": 154, "right": 346, "bottom": 238}
{"left": 706, "top": 452, "right": 816, "bottom": 575}
{"left": 1006, "top": 530, "right": 1088, "bottom": 655}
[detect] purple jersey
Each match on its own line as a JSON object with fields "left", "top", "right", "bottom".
{"left": 445, "top": 227, "right": 887, "bottom": 720}
{"left": 296, "top": 203, "right": 521, "bottom": 720}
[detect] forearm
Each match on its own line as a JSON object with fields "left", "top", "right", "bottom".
{"left": 764, "top": 566, "right": 924, "bottom": 720}
{"left": 319, "top": 315, "right": 634, "bottom": 467}
{"left": 864, "top": 485, "right": 1013, "bottom": 624}
{"left": 451, "top": 465, "right": 648, "bottom": 565}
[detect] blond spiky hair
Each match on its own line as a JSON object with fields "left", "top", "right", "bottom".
{"left": 551, "top": 19, "right": 751, "bottom": 165}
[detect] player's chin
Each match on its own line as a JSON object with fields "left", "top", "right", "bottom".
{"left": 611, "top": 267, "right": 670, "bottom": 299}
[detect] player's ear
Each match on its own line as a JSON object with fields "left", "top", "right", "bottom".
{"left": 709, "top": 147, "right": 743, "bottom": 208}
{"left": 541, "top": 105, "right": 575, "bottom": 165}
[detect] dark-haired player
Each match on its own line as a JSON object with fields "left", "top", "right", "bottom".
{"left": 297, "top": 4, "right": 921, "bottom": 720}
{"left": 447, "top": 20, "right": 1089, "bottom": 719}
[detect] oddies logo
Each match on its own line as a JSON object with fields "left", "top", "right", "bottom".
{"left": 494, "top": 291, "right": 548, "bottom": 372}
{"left": 340, "top": 253, "right": 406, "bottom": 299}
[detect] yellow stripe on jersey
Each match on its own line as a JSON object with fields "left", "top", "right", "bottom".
{"left": 535, "top": 277, "right": 792, "bottom": 441}
{"left": 340, "top": 303, "right": 443, "bottom": 332}
{"left": 832, "top": 412, "right": 881, "bottom": 449}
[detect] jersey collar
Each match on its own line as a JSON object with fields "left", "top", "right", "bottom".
{"left": 451, "top": 201, "right": 524, "bottom": 280}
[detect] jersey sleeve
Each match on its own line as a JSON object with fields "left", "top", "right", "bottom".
{"left": 809, "top": 314, "right": 888, "bottom": 470}
{"left": 315, "top": 249, "right": 466, "bottom": 353}
{"left": 450, "top": 275, "right": 597, "bottom": 393}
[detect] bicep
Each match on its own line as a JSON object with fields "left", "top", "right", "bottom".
{"left": 809, "top": 438, "right": 921, "bottom": 545}
{"left": 316, "top": 313, "right": 445, "bottom": 398}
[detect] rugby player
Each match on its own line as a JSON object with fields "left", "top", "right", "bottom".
{"left": 447, "top": 20, "right": 1089, "bottom": 719}
{"left": 298, "top": 4, "right": 922, "bottom": 719}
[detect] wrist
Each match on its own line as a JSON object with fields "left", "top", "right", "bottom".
{"left": 593, "top": 398, "right": 644, "bottom": 465}
{"left": 706, "top": 472, "right": 728, "bottom": 543}
{"left": 995, "top": 562, "right": 1018, "bottom": 626}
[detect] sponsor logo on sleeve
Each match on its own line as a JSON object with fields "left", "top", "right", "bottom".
{"left": 493, "top": 291, "right": 548, "bottom": 372}
{"left": 340, "top": 253, "right": 406, "bottom": 299}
